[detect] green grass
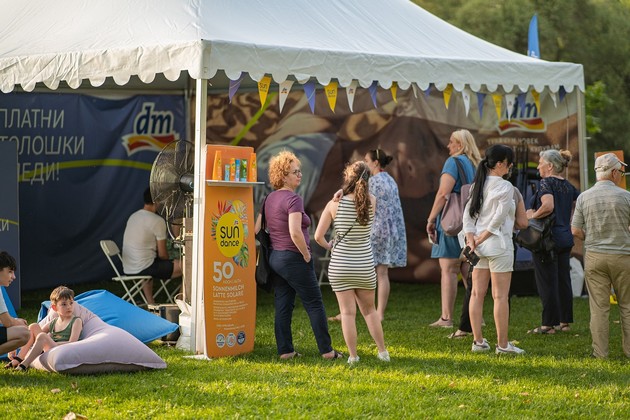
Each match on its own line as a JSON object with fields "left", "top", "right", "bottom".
{"left": 2, "top": 281, "right": 629, "bottom": 419}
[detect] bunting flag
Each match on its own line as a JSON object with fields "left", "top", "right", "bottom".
{"left": 325, "top": 81, "right": 338, "bottom": 112}
{"left": 424, "top": 84, "right": 432, "bottom": 97}
{"left": 257, "top": 75, "right": 272, "bottom": 108}
{"left": 477, "top": 92, "right": 486, "bottom": 119}
{"left": 346, "top": 80, "right": 358, "bottom": 112}
{"left": 531, "top": 89, "right": 540, "bottom": 113}
{"left": 368, "top": 81, "right": 378, "bottom": 108}
{"left": 528, "top": 14, "right": 540, "bottom": 59}
{"left": 462, "top": 88, "right": 471, "bottom": 116}
{"left": 443, "top": 84, "right": 453, "bottom": 109}
{"left": 505, "top": 93, "right": 516, "bottom": 121}
{"left": 278, "top": 80, "right": 294, "bottom": 113}
{"left": 559, "top": 86, "right": 567, "bottom": 103}
{"left": 228, "top": 74, "right": 244, "bottom": 103}
{"left": 550, "top": 90, "right": 558, "bottom": 108}
{"left": 491, "top": 94, "right": 503, "bottom": 121}
{"left": 411, "top": 83, "right": 419, "bottom": 98}
{"left": 303, "top": 81, "right": 316, "bottom": 113}
{"left": 517, "top": 93, "right": 527, "bottom": 117}
{"left": 390, "top": 82, "right": 398, "bottom": 104}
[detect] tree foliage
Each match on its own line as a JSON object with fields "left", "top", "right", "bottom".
{"left": 413, "top": 0, "right": 630, "bottom": 161}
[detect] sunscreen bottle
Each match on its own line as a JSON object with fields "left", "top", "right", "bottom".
{"left": 248, "top": 153, "right": 257, "bottom": 182}
{"left": 212, "top": 151, "right": 222, "bottom": 180}
{"left": 229, "top": 158, "right": 236, "bottom": 181}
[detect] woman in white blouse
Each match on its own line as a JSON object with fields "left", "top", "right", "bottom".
{"left": 462, "top": 144, "right": 525, "bottom": 355}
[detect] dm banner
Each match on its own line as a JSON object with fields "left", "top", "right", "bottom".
{"left": 0, "top": 93, "right": 185, "bottom": 291}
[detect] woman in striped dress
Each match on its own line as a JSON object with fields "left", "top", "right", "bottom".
{"left": 315, "top": 161, "right": 389, "bottom": 364}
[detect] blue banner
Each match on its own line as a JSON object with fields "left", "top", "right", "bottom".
{"left": 0, "top": 93, "right": 185, "bottom": 291}
{"left": 0, "top": 141, "right": 21, "bottom": 307}
{"left": 528, "top": 14, "right": 540, "bottom": 59}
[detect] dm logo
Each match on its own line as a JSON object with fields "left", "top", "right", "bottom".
{"left": 121, "top": 102, "right": 180, "bottom": 155}
{"left": 497, "top": 98, "right": 546, "bottom": 135}
{"left": 210, "top": 200, "right": 250, "bottom": 267}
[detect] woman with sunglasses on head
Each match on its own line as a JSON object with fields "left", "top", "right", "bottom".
{"left": 315, "top": 161, "right": 389, "bottom": 364}
{"left": 463, "top": 144, "right": 525, "bottom": 355}
{"left": 526, "top": 149, "right": 580, "bottom": 335}
{"left": 256, "top": 150, "right": 343, "bottom": 360}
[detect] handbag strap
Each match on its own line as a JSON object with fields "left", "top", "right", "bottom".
{"left": 335, "top": 218, "right": 357, "bottom": 245}
{"left": 453, "top": 156, "right": 472, "bottom": 186}
{"left": 260, "top": 195, "right": 268, "bottom": 230}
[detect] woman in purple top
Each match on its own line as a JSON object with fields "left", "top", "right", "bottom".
{"left": 257, "top": 150, "right": 343, "bottom": 360}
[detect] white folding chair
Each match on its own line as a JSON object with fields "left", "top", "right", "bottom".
{"left": 100, "top": 240, "right": 151, "bottom": 306}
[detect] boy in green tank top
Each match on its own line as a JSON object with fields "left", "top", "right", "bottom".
{"left": 14, "top": 286, "right": 83, "bottom": 371}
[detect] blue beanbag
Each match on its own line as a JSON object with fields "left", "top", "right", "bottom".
{"left": 38, "top": 289, "right": 178, "bottom": 343}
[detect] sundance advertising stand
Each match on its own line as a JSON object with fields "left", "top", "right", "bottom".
{"left": 203, "top": 145, "right": 260, "bottom": 357}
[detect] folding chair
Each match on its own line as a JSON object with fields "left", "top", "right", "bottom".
{"left": 100, "top": 240, "right": 152, "bottom": 306}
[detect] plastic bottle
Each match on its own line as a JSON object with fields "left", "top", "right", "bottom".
{"left": 240, "top": 159, "right": 248, "bottom": 182}
{"left": 212, "top": 151, "right": 222, "bottom": 180}
{"left": 229, "top": 158, "right": 236, "bottom": 181}
{"left": 248, "top": 153, "right": 257, "bottom": 182}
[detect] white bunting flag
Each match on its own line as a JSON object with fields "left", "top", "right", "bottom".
{"left": 278, "top": 80, "right": 294, "bottom": 113}
{"left": 505, "top": 93, "right": 516, "bottom": 121}
{"left": 462, "top": 88, "right": 471, "bottom": 117}
{"left": 346, "top": 80, "right": 358, "bottom": 112}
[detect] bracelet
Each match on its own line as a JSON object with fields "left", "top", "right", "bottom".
{"left": 427, "top": 219, "right": 436, "bottom": 224}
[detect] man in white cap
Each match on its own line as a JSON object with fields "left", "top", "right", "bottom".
{"left": 571, "top": 153, "right": 630, "bottom": 358}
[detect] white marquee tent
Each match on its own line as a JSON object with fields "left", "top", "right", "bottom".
{"left": 0, "top": 0, "right": 585, "bottom": 354}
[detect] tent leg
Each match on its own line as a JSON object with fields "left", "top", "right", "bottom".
{"left": 190, "top": 78, "right": 208, "bottom": 354}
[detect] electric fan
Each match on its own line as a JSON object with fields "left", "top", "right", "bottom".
{"left": 149, "top": 139, "right": 194, "bottom": 238}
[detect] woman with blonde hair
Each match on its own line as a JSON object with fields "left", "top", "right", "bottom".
{"left": 256, "top": 150, "right": 343, "bottom": 360}
{"left": 526, "top": 149, "right": 580, "bottom": 334}
{"left": 426, "top": 129, "right": 481, "bottom": 328}
{"left": 315, "top": 161, "right": 389, "bottom": 364}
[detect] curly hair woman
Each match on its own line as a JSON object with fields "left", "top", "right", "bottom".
{"left": 256, "top": 150, "right": 343, "bottom": 360}
{"left": 315, "top": 161, "right": 390, "bottom": 364}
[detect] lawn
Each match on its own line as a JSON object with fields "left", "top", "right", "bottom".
{"left": 2, "top": 280, "right": 629, "bottom": 419}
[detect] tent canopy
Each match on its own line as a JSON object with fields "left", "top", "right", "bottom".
{"left": 0, "top": 0, "right": 583, "bottom": 94}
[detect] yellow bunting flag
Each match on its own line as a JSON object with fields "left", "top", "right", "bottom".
{"left": 390, "top": 82, "right": 398, "bottom": 103}
{"left": 258, "top": 75, "right": 272, "bottom": 108}
{"left": 492, "top": 93, "right": 503, "bottom": 120}
{"left": 443, "top": 84, "right": 453, "bottom": 109}
{"left": 325, "top": 81, "right": 338, "bottom": 112}
{"left": 531, "top": 90, "right": 540, "bottom": 113}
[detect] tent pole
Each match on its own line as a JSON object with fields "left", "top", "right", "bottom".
{"left": 190, "top": 78, "right": 208, "bottom": 354}
{"left": 576, "top": 90, "right": 588, "bottom": 189}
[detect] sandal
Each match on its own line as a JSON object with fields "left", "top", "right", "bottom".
{"left": 323, "top": 350, "right": 344, "bottom": 360}
{"left": 527, "top": 326, "right": 556, "bottom": 334}
{"left": 15, "top": 364, "right": 28, "bottom": 372}
{"left": 4, "top": 356, "right": 22, "bottom": 369}
{"left": 447, "top": 330, "right": 472, "bottom": 339}
{"left": 429, "top": 317, "right": 453, "bottom": 328}
{"left": 555, "top": 323, "right": 571, "bottom": 332}
{"left": 279, "top": 351, "right": 302, "bottom": 360}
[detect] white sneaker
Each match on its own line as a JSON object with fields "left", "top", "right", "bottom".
{"left": 347, "top": 356, "right": 360, "bottom": 364}
{"left": 377, "top": 351, "right": 390, "bottom": 362}
{"left": 496, "top": 342, "right": 525, "bottom": 355}
{"left": 471, "top": 338, "right": 491, "bottom": 352}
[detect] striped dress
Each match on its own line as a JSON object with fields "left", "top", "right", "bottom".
{"left": 328, "top": 196, "right": 377, "bottom": 292}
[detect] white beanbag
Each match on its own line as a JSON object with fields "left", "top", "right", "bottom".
{"left": 30, "top": 303, "right": 166, "bottom": 374}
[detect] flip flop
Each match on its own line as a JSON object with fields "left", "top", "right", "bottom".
{"left": 527, "top": 326, "right": 556, "bottom": 334}
{"left": 279, "top": 351, "right": 302, "bottom": 360}
{"left": 324, "top": 350, "right": 344, "bottom": 360}
{"left": 4, "top": 356, "right": 22, "bottom": 369}
{"left": 447, "top": 330, "right": 472, "bottom": 339}
{"left": 555, "top": 323, "right": 571, "bottom": 332}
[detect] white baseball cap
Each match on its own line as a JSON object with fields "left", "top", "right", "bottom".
{"left": 594, "top": 153, "right": 627, "bottom": 172}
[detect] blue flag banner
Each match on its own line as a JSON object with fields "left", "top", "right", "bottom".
{"left": 559, "top": 86, "right": 567, "bottom": 103}
{"left": 528, "top": 14, "right": 540, "bottom": 59}
{"left": 477, "top": 92, "right": 486, "bottom": 119}
{"left": 368, "top": 81, "right": 378, "bottom": 108}
{"left": 0, "top": 93, "right": 185, "bottom": 291}
{"left": 303, "top": 81, "right": 316, "bottom": 113}
{"left": 228, "top": 74, "right": 244, "bottom": 103}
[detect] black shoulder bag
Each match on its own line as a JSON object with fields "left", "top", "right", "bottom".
{"left": 255, "top": 196, "right": 275, "bottom": 293}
